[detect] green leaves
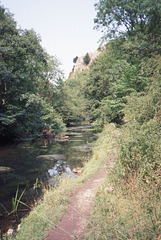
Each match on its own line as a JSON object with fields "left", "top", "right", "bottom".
{"left": 94, "top": 0, "right": 161, "bottom": 40}
{"left": 0, "top": 5, "right": 65, "bottom": 140}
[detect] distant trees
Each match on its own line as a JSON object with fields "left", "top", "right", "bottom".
{"left": 0, "top": 5, "right": 65, "bottom": 140}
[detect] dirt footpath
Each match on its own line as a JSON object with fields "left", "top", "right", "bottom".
{"left": 45, "top": 168, "right": 107, "bottom": 240}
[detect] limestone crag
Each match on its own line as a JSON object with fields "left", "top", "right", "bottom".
{"left": 70, "top": 49, "right": 102, "bottom": 78}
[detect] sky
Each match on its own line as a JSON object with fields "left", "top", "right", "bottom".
{"left": 1, "top": 0, "right": 103, "bottom": 78}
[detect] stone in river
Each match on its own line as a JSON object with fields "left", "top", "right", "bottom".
{"left": 72, "top": 143, "right": 93, "bottom": 152}
{"left": 0, "top": 166, "right": 13, "bottom": 172}
{"left": 37, "top": 154, "right": 66, "bottom": 161}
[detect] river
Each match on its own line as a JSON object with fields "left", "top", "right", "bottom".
{"left": 0, "top": 125, "right": 96, "bottom": 235}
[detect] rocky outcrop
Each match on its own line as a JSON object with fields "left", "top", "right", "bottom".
{"left": 69, "top": 49, "right": 103, "bottom": 78}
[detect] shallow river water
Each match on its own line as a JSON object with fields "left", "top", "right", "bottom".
{"left": 0, "top": 125, "right": 96, "bottom": 235}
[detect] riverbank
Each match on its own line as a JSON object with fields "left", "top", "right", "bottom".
{"left": 5, "top": 124, "right": 118, "bottom": 240}
{"left": 0, "top": 125, "right": 95, "bottom": 235}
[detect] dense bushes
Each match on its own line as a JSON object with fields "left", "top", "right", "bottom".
{"left": 114, "top": 74, "right": 161, "bottom": 183}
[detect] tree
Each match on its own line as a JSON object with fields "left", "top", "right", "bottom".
{"left": 73, "top": 56, "right": 78, "bottom": 63}
{"left": 0, "top": 5, "right": 65, "bottom": 140}
{"left": 94, "top": 0, "right": 161, "bottom": 39}
{"left": 83, "top": 53, "right": 90, "bottom": 65}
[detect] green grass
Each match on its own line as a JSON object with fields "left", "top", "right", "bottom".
{"left": 1, "top": 186, "right": 27, "bottom": 216}
{"left": 84, "top": 180, "right": 160, "bottom": 240}
{"left": 13, "top": 124, "right": 118, "bottom": 240}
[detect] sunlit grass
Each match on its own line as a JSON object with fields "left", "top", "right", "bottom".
{"left": 85, "top": 180, "right": 160, "bottom": 240}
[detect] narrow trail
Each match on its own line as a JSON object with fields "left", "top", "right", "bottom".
{"left": 45, "top": 168, "right": 107, "bottom": 240}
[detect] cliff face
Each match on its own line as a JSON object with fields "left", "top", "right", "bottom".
{"left": 69, "top": 49, "right": 102, "bottom": 78}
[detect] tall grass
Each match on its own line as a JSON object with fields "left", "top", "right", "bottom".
{"left": 0, "top": 186, "right": 27, "bottom": 215}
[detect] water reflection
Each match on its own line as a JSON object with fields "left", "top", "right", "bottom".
{"left": 47, "top": 160, "right": 75, "bottom": 187}
{"left": 0, "top": 126, "right": 94, "bottom": 195}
